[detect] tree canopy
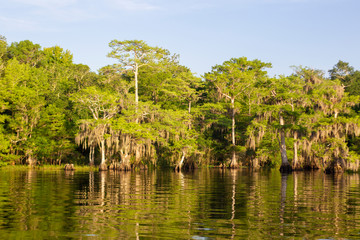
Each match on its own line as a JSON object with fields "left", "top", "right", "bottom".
{"left": 0, "top": 36, "right": 359, "bottom": 172}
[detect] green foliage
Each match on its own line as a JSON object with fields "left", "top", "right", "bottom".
{"left": 7, "top": 40, "right": 43, "bottom": 66}
{"left": 345, "top": 71, "right": 360, "bottom": 96}
{"left": 107, "top": 39, "right": 172, "bottom": 67}
{"left": 329, "top": 60, "right": 354, "bottom": 81}
{"left": 0, "top": 36, "right": 95, "bottom": 165}
{"left": 0, "top": 35, "right": 7, "bottom": 66}
{"left": 0, "top": 35, "right": 359, "bottom": 171}
{"left": 43, "top": 46, "right": 73, "bottom": 66}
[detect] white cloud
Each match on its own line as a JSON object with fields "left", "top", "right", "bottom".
{"left": 4, "top": 0, "right": 99, "bottom": 22}
{"left": 105, "top": 0, "right": 160, "bottom": 11}
{"left": 0, "top": 16, "right": 41, "bottom": 31}
{"left": 3, "top": 0, "right": 160, "bottom": 24}
{"left": 12, "top": 0, "right": 78, "bottom": 8}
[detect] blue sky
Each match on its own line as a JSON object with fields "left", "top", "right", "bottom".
{"left": 1, "top": 0, "right": 359, "bottom": 77}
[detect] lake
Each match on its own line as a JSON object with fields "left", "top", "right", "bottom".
{"left": 0, "top": 168, "right": 359, "bottom": 239}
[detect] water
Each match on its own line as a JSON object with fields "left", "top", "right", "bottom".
{"left": 0, "top": 169, "right": 359, "bottom": 239}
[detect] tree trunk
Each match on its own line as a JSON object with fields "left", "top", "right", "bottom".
{"left": 292, "top": 132, "right": 301, "bottom": 170}
{"left": 64, "top": 164, "right": 74, "bottom": 171}
{"left": 101, "top": 140, "right": 106, "bottom": 164}
{"left": 229, "top": 98, "right": 239, "bottom": 168}
{"left": 134, "top": 63, "right": 139, "bottom": 120}
{"left": 119, "top": 149, "right": 131, "bottom": 171}
{"left": 176, "top": 152, "right": 186, "bottom": 171}
{"left": 231, "top": 98, "right": 235, "bottom": 146}
{"left": 89, "top": 145, "right": 95, "bottom": 166}
{"left": 99, "top": 139, "right": 107, "bottom": 171}
{"left": 188, "top": 101, "right": 192, "bottom": 130}
{"left": 252, "top": 158, "right": 260, "bottom": 170}
{"left": 279, "top": 111, "right": 292, "bottom": 172}
{"left": 229, "top": 150, "right": 239, "bottom": 168}
{"left": 26, "top": 154, "right": 36, "bottom": 166}
{"left": 135, "top": 146, "right": 141, "bottom": 166}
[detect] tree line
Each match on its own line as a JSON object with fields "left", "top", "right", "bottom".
{"left": 0, "top": 35, "right": 359, "bottom": 172}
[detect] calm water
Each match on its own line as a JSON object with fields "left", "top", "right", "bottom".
{"left": 0, "top": 169, "right": 359, "bottom": 239}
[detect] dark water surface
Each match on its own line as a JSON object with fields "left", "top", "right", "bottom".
{"left": 0, "top": 169, "right": 359, "bottom": 239}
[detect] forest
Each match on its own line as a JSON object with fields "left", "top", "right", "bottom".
{"left": 1, "top": 35, "right": 360, "bottom": 172}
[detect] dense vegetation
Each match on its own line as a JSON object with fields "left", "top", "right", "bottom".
{"left": 1, "top": 35, "right": 359, "bottom": 172}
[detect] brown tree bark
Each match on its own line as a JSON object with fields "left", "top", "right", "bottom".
{"left": 229, "top": 98, "right": 239, "bottom": 168}
{"left": 279, "top": 111, "right": 292, "bottom": 172}
{"left": 99, "top": 139, "right": 107, "bottom": 171}
{"left": 292, "top": 131, "right": 302, "bottom": 170}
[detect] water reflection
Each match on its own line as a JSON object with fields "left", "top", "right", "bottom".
{"left": 279, "top": 173, "right": 288, "bottom": 237}
{"left": 0, "top": 169, "right": 360, "bottom": 239}
{"left": 230, "top": 170, "right": 237, "bottom": 239}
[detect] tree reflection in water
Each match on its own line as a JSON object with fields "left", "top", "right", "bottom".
{"left": 0, "top": 169, "right": 360, "bottom": 239}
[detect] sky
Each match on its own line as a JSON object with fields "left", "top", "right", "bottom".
{"left": 1, "top": 0, "right": 359, "bottom": 77}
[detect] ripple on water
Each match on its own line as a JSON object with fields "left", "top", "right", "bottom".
{"left": 0, "top": 169, "right": 360, "bottom": 239}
